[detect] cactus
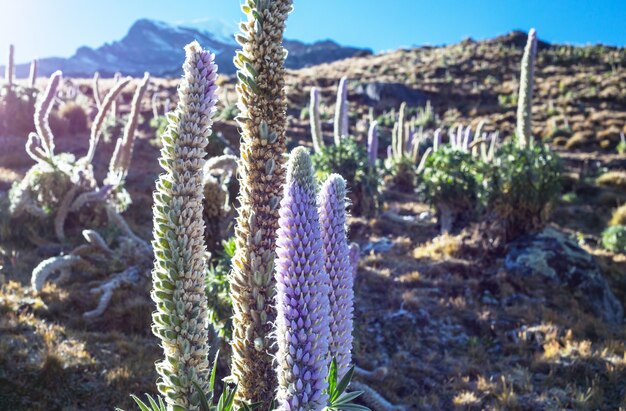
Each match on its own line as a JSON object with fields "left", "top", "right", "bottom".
{"left": 34, "top": 70, "right": 62, "bottom": 163}
{"left": 333, "top": 76, "right": 348, "bottom": 145}
{"left": 318, "top": 175, "right": 354, "bottom": 379}
{"left": 367, "top": 121, "right": 379, "bottom": 169}
{"left": 516, "top": 28, "right": 537, "bottom": 148}
{"left": 28, "top": 59, "right": 38, "bottom": 88}
{"left": 275, "top": 147, "right": 331, "bottom": 411}
{"left": 310, "top": 87, "right": 324, "bottom": 153}
{"left": 150, "top": 41, "right": 218, "bottom": 410}
{"left": 107, "top": 72, "right": 150, "bottom": 184}
{"left": 93, "top": 71, "right": 102, "bottom": 108}
{"left": 5, "top": 44, "right": 14, "bottom": 87}
{"left": 229, "top": 0, "right": 293, "bottom": 405}
{"left": 84, "top": 76, "right": 132, "bottom": 164}
{"left": 31, "top": 255, "right": 82, "bottom": 293}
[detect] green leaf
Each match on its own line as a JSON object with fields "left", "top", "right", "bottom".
{"left": 130, "top": 395, "right": 152, "bottom": 411}
{"left": 193, "top": 381, "right": 211, "bottom": 411}
{"left": 335, "top": 365, "right": 355, "bottom": 400}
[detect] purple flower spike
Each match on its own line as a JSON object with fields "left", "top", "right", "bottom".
{"left": 367, "top": 121, "right": 379, "bottom": 169}
{"left": 348, "top": 242, "right": 360, "bottom": 279}
{"left": 318, "top": 174, "right": 354, "bottom": 379}
{"left": 275, "top": 147, "right": 331, "bottom": 411}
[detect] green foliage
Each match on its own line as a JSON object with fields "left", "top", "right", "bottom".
{"left": 326, "top": 359, "right": 369, "bottom": 411}
{"left": 218, "top": 103, "right": 239, "bottom": 121}
{"left": 205, "top": 237, "right": 236, "bottom": 341}
{"left": 385, "top": 155, "right": 417, "bottom": 191}
{"left": 498, "top": 93, "right": 518, "bottom": 108}
{"left": 121, "top": 353, "right": 256, "bottom": 411}
{"left": 413, "top": 101, "right": 436, "bottom": 128}
{"left": 487, "top": 141, "right": 561, "bottom": 240}
{"left": 0, "top": 84, "right": 37, "bottom": 136}
{"left": 420, "top": 146, "right": 484, "bottom": 212}
{"left": 312, "top": 136, "right": 380, "bottom": 217}
{"left": 149, "top": 115, "right": 170, "bottom": 147}
{"left": 602, "top": 225, "right": 626, "bottom": 253}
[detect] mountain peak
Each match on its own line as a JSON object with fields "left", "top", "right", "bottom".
{"left": 8, "top": 18, "right": 370, "bottom": 78}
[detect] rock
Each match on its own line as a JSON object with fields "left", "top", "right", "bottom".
{"left": 504, "top": 228, "right": 623, "bottom": 324}
{"left": 352, "top": 82, "right": 429, "bottom": 110}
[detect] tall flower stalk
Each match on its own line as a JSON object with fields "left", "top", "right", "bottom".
{"left": 275, "top": 147, "right": 331, "bottom": 411}
{"left": 318, "top": 174, "right": 354, "bottom": 379}
{"left": 150, "top": 41, "right": 218, "bottom": 410}
{"left": 367, "top": 121, "right": 378, "bottom": 169}
{"left": 310, "top": 87, "right": 324, "bottom": 153}
{"left": 229, "top": 0, "right": 294, "bottom": 405}
{"left": 333, "top": 76, "right": 348, "bottom": 145}
{"left": 516, "top": 28, "right": 537, "bottom": 148}
{"left": 5, "top": 44, "right": 14, "bottom": 87}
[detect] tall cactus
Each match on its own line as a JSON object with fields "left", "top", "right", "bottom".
{"left": 28, "top": 59, "right": 38, "bottom": 88}
{"left": 516, "top": 28, "right": 537, "bottom": 148}
{"left": 275, "top": 147, "right": 331, "bottom": 411}
{"left": 396, "top": 102, "right": 407, "bottom": 157}
{"left": 310, "top": 87, "right": 324, "bottom": 153}
{"left": 34, "top": 70, "right": 62, "bottom": 162}
{"left": 333, "top": 76, "right": 348, "bottom": 145}
{"left": 150, "top": 41, "right": 218, "bottom": 410}
{"left": 107, "top": 72, "right": 150, "bottom": 183}
{"left": 229, "top": 0, "right": 293, "bottom": 405}
{"left": 5, "top": 44, "right": 14, "bottom": 87}
{"left": 318, "top": 174, "right": 354, "bottom": 379}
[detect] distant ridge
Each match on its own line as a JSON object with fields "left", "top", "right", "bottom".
{"left": 5, "top": 19, "right": 372, "bottom": 78}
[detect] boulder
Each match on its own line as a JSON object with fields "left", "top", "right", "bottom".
{"left": 505, "top": 228, "right": 623, "bottom": 324}
{"left": 352, "top": 82, "right": 429, "bottom": 110}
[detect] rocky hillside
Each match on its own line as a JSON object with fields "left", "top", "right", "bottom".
{"left": 272, "top": 31, "right": 626, "bottom": 151}
{"left": 6, "top": 19, "right": 371, "bottom": 77}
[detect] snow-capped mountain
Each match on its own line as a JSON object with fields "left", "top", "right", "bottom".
{"left": 9, "top": 19, "right": 371, "bottom": 78}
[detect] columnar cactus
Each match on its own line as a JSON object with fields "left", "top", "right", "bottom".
{"left": 107, "top": 72, "right": 150, "bottom": 183}
{"left": 333, "top": 76, "right": 348, "bottom": 145}
{"left": 83, "top": 76, "right": 132, "bottom": 164}
{"left": 367, "top": 121, "right": 379, "bottom": 169}
{"left": 34, "top": 70, "right": 62, "bottom": 163}
{"left": 5, "top": 44, "right": 14, "bottom": 86}
{"left": 150, "top": 41, "right": 218, "bottom": 410}
{"left": 516, "top": 28, "right": 537, "bottom": 148}
{"left": 318, "top": 174, "right": 354, "bottom": 379}
{"left": 275, "top": 147, "right": 331, "bottom": 411}
{"left": 310, "top": 87, "right": 324, "bottom": 153}
{"left": 28, "top": 59, "right": 38, "bottom": 88}
{"left": 93, "top": 71, "right": 102, "bottom": 108}
{"left": 229, "top": 0, "right": 293, "bottom": 405}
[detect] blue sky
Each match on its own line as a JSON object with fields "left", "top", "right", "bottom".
{"left": 1, "top": 0, "right": 625, "bottom": 65}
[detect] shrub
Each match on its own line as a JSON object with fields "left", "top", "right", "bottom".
{"left": 487, "top": 141, "right": 561, "bottom": 241}
{"left": 0, "top": 84, "right": 37, "bottom": 136}
{"left": 312, "top": 136, "right": 380, "bottom": 217}
{"left": 420, "top": 145, "right": 484, "bottom": 233}
{"left": 602, "top": 225, "right": 626, "bottom": 253}
{"left": 205, "top": 237, "right": 235, "bottom": 341}
{"left": 59, "top": 101, "right": 88, "bottom": 134}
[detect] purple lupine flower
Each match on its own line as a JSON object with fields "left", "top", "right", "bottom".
{"left": 348, "top": 242, "right": 360, "bottom": 279}
{"left": 386, "top": 145, "right": 393, "bottom": 162}
{"left": 318, "top": 175, "right": 354, "bottom": 379}
{"left": 367, "top": 121, "right": 378, "bottom": 169}
{"left": 275, "top": 147, "right": 331, "bottom": 411}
